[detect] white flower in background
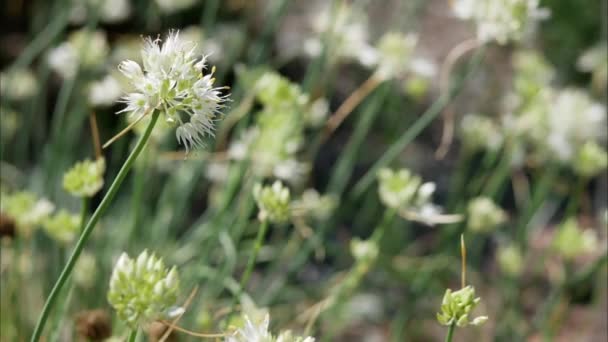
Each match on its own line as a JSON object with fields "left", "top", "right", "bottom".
{"left": 0, "top": 68, "right": 38, "bottom": 100}
{"left": 545, "top": 88, "right": 606, "bottom": 161}
{"left": 350, "top": 238, "right": 379, "bottom": 263}
{"left": 574, "top": 141, "right": 608, "bottom": 178}
{"left": 69, "top": 0, "right": 131, "bottom": 24}
{"left": 453, "top": 0, "right": 548, "bottom": 44}
{"left": 378, "top": 168, "right": 460, "bottom": 225}
{"left": 273, "top": 159, "right": 310, "bottom": 184}
{"left": 460, "top": 114, "right": 504, "bottom": 152}
{"left": 375, "top": 32, "right": 418, "bottom": 79}
{"left": 552, "top": 218, "right": 599, "bottom": 260}
{"left": 89, "top": 75, "right": 123, "bottom": 107}
{"left": 47, "top": 29, "right": 109, "bottom": 78}
{"left": 155, "top": 0, "right": 198, "bottom": 14}
{"left": 226, "top": 314, "right": 272, "bottom": 342}
{"left": 291, "top": 189, "right": 337, "bottom": 221}
{"left": 253, "top": 181, "right": 291, "bottom": 224}
{"left": 63, "top": 158, "right": 106, "bottom": 198}
{"left": 305, "top": 97, "right": 329, "bottom": 128}
{"left": 1, "top": 191, "right": 55, "bottom": 235}
{"left": 118, "top": 30, "right": 229, "bottom": 152}
{"left": 305, "top": 1, "right": 376, "bottom": 67}
{"left": 497, "top": 244, "right": 524, "bottom": 276}
{"left": 74, "top": 251, "right": 97, "bottom": 289}
{"left": 578, "top": 43, "right": 607, "bottom": 92}
{"left": 467, "top": 197, "right": 507, "bottom": 233}
{"left": 226, "top": 313, "right": 315, "bottom": 342}
{"left": 42, "top": 209, "right": 80, "bottom": 244}
{"left": 377, "top": 168, "right": 422, "bottom": 210}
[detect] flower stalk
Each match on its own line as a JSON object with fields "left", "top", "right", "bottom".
{"left": 30, "top": 110, "right": 160, "bottom": 342}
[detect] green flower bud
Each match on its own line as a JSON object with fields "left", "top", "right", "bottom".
{"left": 255, "top": 72, "right": 308, "bottom": 110}
{"left": 467, "top": 197, "right": 507, "bottom": 233}
{"left": 42, "top": 209, "right": 80, "bottom": 244}
{"left": 63, "top": 158, "right": 106, "bottom": 197}
{"left": 107, "top": 250, "right": 180, "bottom": 328}
{"left": 350, "top": 238, "right": 379, "bottom": 263}
{"left": 552, "top": 218, "right": 598, "bottom": 260}
{"left": 74, "top": 251, "right": 97, "bottom": 289}
{"left": 460, "top": 114, "right": 504, "bottom": 152}
{"left": 253, "top": 181, "right": 291, "bottom": 223}
{"left": 437, "top": 286, "right": 487, "bottom": 327}
{"left": 574, "top": 141, "right": 608, "bottom": 178}
{"left": 377, "top": 168, "right": 421, "bottom": 210}
{"left": 497, "top": 244, "right": 524, "bottom": 276}
{"left": 375, "top": 32, "right": 417, "bottom": 79}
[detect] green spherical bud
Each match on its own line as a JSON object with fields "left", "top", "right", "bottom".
{"left": 42, "top": 209, "right": 80, "bottom": 244}
{"left": 497, "top": 244, "right": 524, "bottom": 276}
{"left": 107, "top": 250, "right": 180, "bottom": 328}
{"left": 552, "top": 218, "right": 598, "bottom": 260}
{"left": 574, "top": 141, "right": 608, "bottom": 178}
{"left": 253, "top": 181, "right": 291, "bottom": 223}
{"left": 63, "top": 158, "right": 106, "bottom": 197}
{"left": 437, "top": 285, "right": 487, "bottom": 327}
{"left": 377, "top": 168, "right": 421, "bottom": 210}
{"left": 467, "top": 197, "right": 507, "bottom": 233}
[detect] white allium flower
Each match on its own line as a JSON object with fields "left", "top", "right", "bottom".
{"left": 42, "top": 209, "right": 80, "bottom": 244}
{"left": 305, "top": 97, "right": 329, "bottom": 127}
{"left": 375, "top": 32, "right": 418, "bottom": 79}
{"left": 545, "top": 88, "right": 606, "bottom": 161}
{"left": 291, "top": 189, "right": 337, "bottom": 221}
{"left": 453, "top": 0, "right": 548, "bottom": 44}
{"left": 0, "top": 68, "right": 38, "bottom": 100}
{"left": 253, "top": 181, "right": 291, "bottom": 224}
{"left": 89, "top": 75, "right": 123, "bottom": 107}
{"left": 226, "top": 314, "right": 315, "bottom": 342}
{"left": 47, "top": 29, "right": 109, "bottom": 78}
{"left": 107, "top": 250, "right": 180, "bottom": 328}
{"left": 74, "top": 251, "right": 97, "bottom": 289}
{"left": 155, "top": 0, "right": 198, "bottom": 14}
{"left": 47, "top": 44, "right": 79, "bottom": 79}
{"left": 305, "top": 1, "right": 376, "bottom": 67}
{"left": 273, "top": 159, "right": 310, "bottom": 184}
{"left": 118, "top": 30, "right": 229, "bottom": 152}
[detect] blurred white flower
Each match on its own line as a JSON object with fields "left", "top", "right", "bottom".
{"left": 155, "top": 0, "right": 198, "bottom": 14}
{"left": 375, "top": 32, "right": 418, "bottom": 79}
{"left": 225, "top": 314, "right": 271, "bottom": 342}
{"left": 453, "top": 0, "right": 548, "bottom": 44}
{"left": 47, "top": 29, "right": 109, "bottom": 78}
{"left": 69, "top": 0, "right": 131, "bottom": 24}
{"left": 88, "top": 75, "right": 123, "bottom": 107}
{"left": 0, "top": 68, "right": 38, "bottom": 100}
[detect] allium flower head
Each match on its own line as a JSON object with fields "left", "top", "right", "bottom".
{"left": 118, "top": 30, "right": 229, "bottom": 152}
{"left": 47, "top": 29, "right": 109, "bottom": 78}
{"left": 253, "top": 181, "right": 291, "bottom": 224}
{"left": 377, "top": 168, "right": 422, "bottom": 210}
{"left": 1, "top": 191, "right": 54, "bottom": 233}
{"left": 552, "top": 218, "right": 598, "bottom": 260}
{"left": 574, "top": 141, "right": 608, "bottom": 178}
{"left": 225, "top": 314, "right": 315, "bottom": 342}
{"left": 453, "top": 0, "right": 547, "bottom": 44}
{"left": 89, "top": 75, "right": 123, "bottom": 107}
{"left": 0, "top": 68, "right": 38, "bottom": 100}
{"left": 63, "top": 158, "right": 106, "bottom": 197}
{"left": 467, "top": 197, "right": 507, "bottom": 233}
{"left": 460, "top": 114, "right": 504, "bottom": 152}
{"left": 437, "top": 286, "right": 488, "bottom": 327}
{"left": 350, "top": 238, "right": 379, "bottom": 263}
{"left": 42, "top": 209, "right": 80, "bottom": 244}
{"left": 107, "top": 250, "right": 180, "bottom": 328}
{"left": 497, "top": 244, "right": 524, "bottom": 276}
{"left": 375, "top": 32, "right": 417, "bottom": 79}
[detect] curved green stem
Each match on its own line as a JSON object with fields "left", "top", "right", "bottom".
{"left": 30, "top": 111, "right": 160, "bottom": 342}
{"left": 229, "top": 220, "right": 269, "bottom": 315}
{"left": 127, "top": 329, "right": 139, "bottom": 342}
{"left": 445, "top": 323, "right": 456, "bottom": 342}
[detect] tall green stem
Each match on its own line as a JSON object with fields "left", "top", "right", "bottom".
{"left": 445, "top": 323, "right": 456, "bottom": 342}
{"left": 230, "top": 220, "right": 269, "bottom": 315}
{"left": 30, "top": 111, "right": 160, "bottom": 342}
{"left": 127, "top": 329, "right": 139, "bottom": 342}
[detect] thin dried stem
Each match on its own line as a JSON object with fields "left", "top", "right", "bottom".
{"left": 103, "top": 108, "right": 152, "bottom": 149}
{"left": 159, "top": 286, "right": 199, "bottom": 342}
{"left": 460, "top": 234, "right": 467, "bottom": 288}
{"left": 322, "top": 73, "right": 382, "bottom": 141}
{"left": 435, "top": 38, "right": 481, "bottom": 159}
{"left": 158, "top": 320, "right": 226, "bottom": 338}
{"left": 89, "top": 111, "right": 102, "bottom": 159}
